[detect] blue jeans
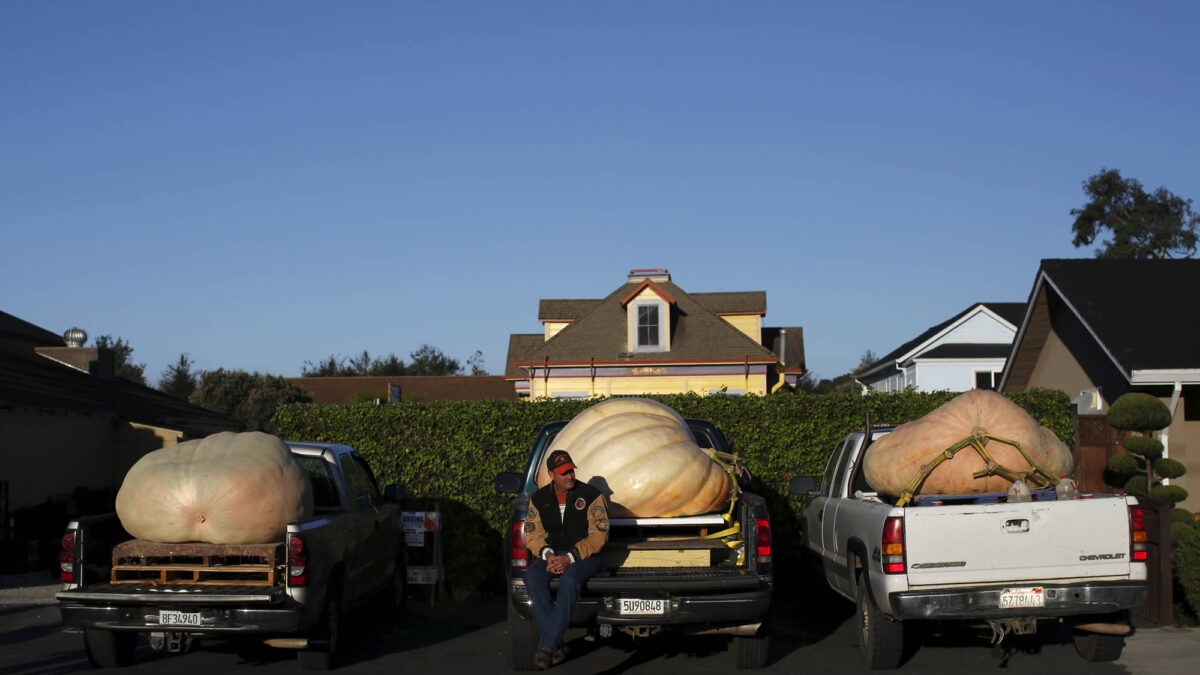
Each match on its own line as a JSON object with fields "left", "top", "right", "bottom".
{"left": 525, "top": 552, "right": 603, "bottom": 651}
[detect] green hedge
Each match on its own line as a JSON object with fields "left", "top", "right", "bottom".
{"left": 273, "top": 388, "right": 1073, "bottom": 595}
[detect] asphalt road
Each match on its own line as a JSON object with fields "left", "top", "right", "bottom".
{"left": 3, "top": 573, "right": 1198, "bottom": 674}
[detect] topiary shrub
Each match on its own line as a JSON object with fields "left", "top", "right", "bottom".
{"left": 1155, "top": 458, "right": 1188, "bottom": 480}
{"left": 1172, "top": 524, "right": 1200, "bottom": 625}
{"left": 1108, "top": 454, "right": 1140, "bottom": 475}
{"left": 1107, "top": 392, "right": 1175, "bottom": 431}
{"left": 1122, "top": 435, "right": 1164, "bottom": 458}
{"left": 1124, "top": 475, "right": 1148, "bottom": 495}
{"left": 1150, "top": 484, "right": 1189, "bottom": 506}
{"left": 1171, "top": 508, "right": 1197, "bottom": 526}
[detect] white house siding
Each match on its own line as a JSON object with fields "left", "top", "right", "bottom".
{"left": 915, "top": 358, "right": 1007, "bottom": 392}
{"left": 924, "top": 311, "right": 1015, "bottom": 352}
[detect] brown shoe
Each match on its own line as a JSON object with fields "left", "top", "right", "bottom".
{"left": 533, "top": 648, "right": 552, "bottom": 670}
{"left": 552, "top": 644, "right": 567, "bottom": 665}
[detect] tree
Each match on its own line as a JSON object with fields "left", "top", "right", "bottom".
{"left": 407, "top": 344, "right": 461, "bottom": 376}
{"left": 159, "top": 353, "right": 198, "bottom": 400}
{"left": 190, "top": 369, "right": 313, "bottom": 433}
{"left": 94, "top": 335, "right": 146, "bottom": 385}
{"left": 1104, "top": 392, "right": 1187, "bottom": 505}
{"left": 1070, "top": 168, "right": 1199, "bottom": 259}
{"left": 467, "top": 350, "right": 487, "bottom": 376}
{"left": 302, "top": 350, "right": 407, "bottom": 377}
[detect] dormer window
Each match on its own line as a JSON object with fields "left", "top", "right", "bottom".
{"left": 620, "top": 275, "right": 675, "bottom": 354}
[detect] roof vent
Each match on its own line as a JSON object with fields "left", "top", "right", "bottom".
{"left": 63, "top": 327, "right": 87, "bottom": 348}
{"left": 628, "top": 268, "right": 670, "bottom": 283}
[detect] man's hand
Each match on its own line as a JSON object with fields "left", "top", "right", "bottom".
{"left": 546, "top": 553, "right": 573, "bottom": 575}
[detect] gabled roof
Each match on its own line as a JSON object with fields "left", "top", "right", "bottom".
{"left": 511, "top": 279, "right": 779, "bottom": 366}
{"left": 691, "top": 292, "right": 766, "bottom": 315}
{"left": 859, "top": 302, "right": 1024, "bottom": 379}
{"left": 762, "top": 326, "right": 806, "bottom": 371}
{"left": 538, "top": 300, "right": 602, "bottom": 322}
{"left": 0, "top": 310, "right": 64, "bottom": 354}
{"left": 915, "top": 343, "right": 1014, "bottom": 360}
{"left": 1002, "top": 259, "right": 1200, "bottom": 388}
{"left": 506, "top": 334, "right": 544, "bottom": 376}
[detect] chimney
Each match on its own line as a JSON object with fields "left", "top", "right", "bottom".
{"left": 628, "top": 268, "right": 670, "bottom": 283}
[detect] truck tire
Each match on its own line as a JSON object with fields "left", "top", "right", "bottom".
{"left": 857, "top": 574, "right": 904, "bottom": 669}
{"left": 298, "top": 590, "right": 342, "bottom": 671}
{"left": 84, "top": 629, "right": 137, "bottom": 668}
{"left": 731, "top": 632, "right": 769, "bottom": 669}
{"left": 507, "top": 602, "right": 539, "bottom": 671}
{"left": 1073, "top": 632, "right": 1125, "bottom": 662}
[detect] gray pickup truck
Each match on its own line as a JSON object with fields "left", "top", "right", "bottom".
{"left": 57, "top": 442, "right": 407, "bottom": 671}
{"left": 496, "top": 418, "right": 774, "bottom": 670}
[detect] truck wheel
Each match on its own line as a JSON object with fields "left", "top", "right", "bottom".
{"left": 857, "top": 575, "right": 904, "bottom": 669}
{"left": 84, "top": 629, "right": 137, "bottom": 668}
{"left": 1073, "top": 632, "right": 1125, "bottom": 662}
{"left": 385, "top": 555, "right": 407, "bottom": 614}
{"left": 298, "top": 591, "right": 342, "bottom": 671}
{"left": 731, "top": 632, "right": 770, "bottom": 669}
{"left": 507, "top": 602, "right": 539, "bottom": 671}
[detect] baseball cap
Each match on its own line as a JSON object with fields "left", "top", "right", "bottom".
{"left": 546, "top": 450, "right": 576, "bottom": 475}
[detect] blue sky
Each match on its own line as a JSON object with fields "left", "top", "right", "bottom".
{"left": 3, "top": 1, "right": 1198, "bottom": 385}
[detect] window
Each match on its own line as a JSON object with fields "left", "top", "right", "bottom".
{"left": 637, "top": 304, "right": 659, "bottom": 347}
{"left": 339, "top": 454, "right": 380, "bottom": 510}
{"left": 629, "top": 299, "right": 667, "bottom": 352}
{"left": 974, "top": 370, "right": 1000, "bottom": 391}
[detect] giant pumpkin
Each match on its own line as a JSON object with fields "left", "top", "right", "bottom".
{"left": 536, "top": 398, "right": 732, "bottom": 517}
{"left": 862, "top": 390, "right": 1073, "bottom": 497}
{"left": 115, "top": 431, "right": 314, "bottom": 544}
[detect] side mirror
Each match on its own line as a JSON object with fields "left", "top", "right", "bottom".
{"left": 495, "top": 472, "right": 524, "bottom": 494}
{"left": 788, "top": 476, "right": 818, "bottom": 497}
{"left": 383, "top": 484, "right": 408, "bottom": 502}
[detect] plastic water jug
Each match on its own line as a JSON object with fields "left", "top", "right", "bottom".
{"left": 1007, "top": 479, "right": 1032, "bottom": 502}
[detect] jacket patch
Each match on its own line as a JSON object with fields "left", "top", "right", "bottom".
{"left": 524, "top": 521, "right": 535, "bottom": 533}
{"left": 575, "top": 497, "right": 586, "bottom": 510}
{"left": 595, "top": 518, "right": 609, "bottom": 532}
{"left": 591, "top": 505, "right": 605, "bottom": 519}
{"left": 525, "top": 508, "right": 537, "bottom": 522}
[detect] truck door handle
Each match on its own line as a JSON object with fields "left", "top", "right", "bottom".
{"left": 1004, "top": 519, "right": 1030, "bottom": 533}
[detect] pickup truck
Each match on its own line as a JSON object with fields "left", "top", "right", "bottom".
{"left": 790, "top": 426, "right": 1148, "bottom": 669}
{"left": 57, "top": 442, "right": 407, "bottom": 671}
{"left": 495, "top": 418, "right": 774, "bottom": 670}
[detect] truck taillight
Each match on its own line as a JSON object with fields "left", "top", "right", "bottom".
{"left": 882, "top": 516, "right": 905, "bottom": 574}
{"left": 60, "top": 531, "right": 76, "bottom": 583}
{"left": 1129, "top": 506, "right": 1148, "bottom": 562}
{"left": 288, "top": 533, "right": 310, "bottom": 587}
{"left": 754, "top": 517, "right": 772, "bottom": 569}
{"left": 510, "top": 521, "right": 529, "bottom": 568}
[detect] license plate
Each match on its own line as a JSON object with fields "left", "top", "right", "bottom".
{"left": 159, "top": 610, "right": 202, "bottom": 626}
{"left": 619, "top": 598, "right": 666, "bottom": 615}
{"left": 999, "top": 587, "right": 1045, "bottom": 609}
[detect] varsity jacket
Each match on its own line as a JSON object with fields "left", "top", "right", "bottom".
{"left": 523, "top": 480, "right": 609, "bottom": 562}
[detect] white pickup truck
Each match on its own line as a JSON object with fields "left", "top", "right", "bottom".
{"left": 789, "top": 426, "right": 1148, "bottom": 669}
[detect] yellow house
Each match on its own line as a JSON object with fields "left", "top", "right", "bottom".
{"left": 505, "top": 269, "right": 805, "bottom": 399}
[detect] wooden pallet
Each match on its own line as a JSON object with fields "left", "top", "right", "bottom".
{"left": 604, "top": 537, "right": 730, "bottom": 569}
{"left": 110, "top": 539, "right": 284, "bottom": 586}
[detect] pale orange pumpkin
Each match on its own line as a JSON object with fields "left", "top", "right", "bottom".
{"left": 115, "top": 431, "right": 314, "bottom": 544}
{"left": 536, "top": 398, "right": 732, "bottom": 517}
{"left": 863, "top": 390, "right": 1073, "bottom": 497}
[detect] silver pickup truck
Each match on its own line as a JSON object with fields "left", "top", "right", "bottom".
{"left": 790, "top": 427, "right": 1148, "bottom": 669}
{"left": 57, "top": 442, "right": 407, "bottom": 671}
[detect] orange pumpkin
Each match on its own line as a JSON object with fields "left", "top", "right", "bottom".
{"left": 862, "top": 390, "right": 1072, "bottom": 496}
{"left": 115, "top": 431, "right": 313, "bottom": 544}
{"left": 537, "top": 398, "right": 732, "bottom": 517}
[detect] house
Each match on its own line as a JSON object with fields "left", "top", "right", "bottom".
{"left": 505, "top": 269, "right": 805, "bottom": 399}
{"left": 998, "top": 258, "right": 1200, "bottom": 510}
{"left": 0, "top": 311, "right": 236, "bottom": 514}
{"left": 857, "top": 302, "right": 1026, "bottom": 393}
{"left": 288, "top": 375, "right": 518, "bottom": 403}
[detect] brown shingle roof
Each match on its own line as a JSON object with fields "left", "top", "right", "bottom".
{"left": 763, "top": 326, "right": 806, "bottom": 371}
{"left": 505, "top": 334, "right": 545, "bottom": 376}
{"left": 538, "top": 300, "right": 603, "bottom": 322}
{"left": 289, "top": 376, "right": 517, "bottom": 403}
{"left": 513, "top": 280, "right": 778, "bottom": 365}
{"left": 691, "top": 292, "right": 766, "bottom": 315}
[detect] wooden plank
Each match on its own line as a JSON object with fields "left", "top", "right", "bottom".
{"left": 605, "top": 548, "right": 712, "bottom": 568}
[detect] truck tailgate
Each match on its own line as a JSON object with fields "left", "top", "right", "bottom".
{"left": 57, "top": 583, "right": 288, "bottom": 605}
{"left": 904, "top": 495, "right": 1132, "bottom": 587}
